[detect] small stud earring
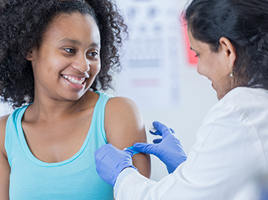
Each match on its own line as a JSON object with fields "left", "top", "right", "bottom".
{"left": 230, "top": 65, "right": 234, "bottom": 77}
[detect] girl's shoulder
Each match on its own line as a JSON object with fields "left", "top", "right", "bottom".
{"left": 105, "top": 96, "right": 141, "bottom": 119}
{"left": 104, "top": 96, "right": 151, "bottom": 177}
{"left": 104, "top": 95, "right": 144, "bottom": 142}
{"left": 92, "top": 91, "right": 138, "bottom": 113}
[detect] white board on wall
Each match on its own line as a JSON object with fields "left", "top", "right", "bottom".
{"left": 115, "top": 0, "right": 182, "bottom": 110}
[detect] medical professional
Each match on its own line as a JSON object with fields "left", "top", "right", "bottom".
{"left": 95, "top": 0, "right": 268, "bottom": 199}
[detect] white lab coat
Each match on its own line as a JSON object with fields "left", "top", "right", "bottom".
{"left": 115, "top": 87, "right": 268, "bottom": 200}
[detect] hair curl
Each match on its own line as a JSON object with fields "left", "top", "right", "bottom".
{"left": 184, "top": 0, "right": 268, "bottom": 90}
{"left": 0, "top": 0, "right": 127, "bottom": 108}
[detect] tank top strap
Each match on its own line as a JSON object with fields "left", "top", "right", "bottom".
{"left": 90, "top": 91, "right": 113, "bottom": 143}
{"left": 5, "top": 105, "right": 29, "bottom": 167}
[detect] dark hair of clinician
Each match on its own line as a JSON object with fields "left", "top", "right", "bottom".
{"left": 183, "top": 0, "right": 268, "bottom": 89}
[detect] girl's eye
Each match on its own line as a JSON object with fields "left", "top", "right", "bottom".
{"left": 64, "top": 48, "right": 76, "bottom": 54}
{"left": 195, "top": 53, "right": 200, "bottom": 58}
{"left": 87, "top": 51, "right": 99, "bottom": 58}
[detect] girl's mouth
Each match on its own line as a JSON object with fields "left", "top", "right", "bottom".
{"left": 62, "top": 75, "right": 87, "bottom": 85}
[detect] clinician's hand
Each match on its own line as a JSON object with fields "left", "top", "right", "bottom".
{"left": 133, "top": 121, "right": 187, "bottom": 174}
{"left": 95, "top": 144, "right": 137, "bottom": 186}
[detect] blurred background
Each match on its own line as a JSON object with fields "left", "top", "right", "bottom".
{"left": 0, "top": 0, "right": 218, "bottom": 181}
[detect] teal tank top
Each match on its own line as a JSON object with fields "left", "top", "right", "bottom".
{"left": 5, "top": 92, "right": 113, "bottom": 200}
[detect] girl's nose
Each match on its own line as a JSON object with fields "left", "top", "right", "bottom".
{"left": 73, "top": 55, "right": 90, "bottom": 73}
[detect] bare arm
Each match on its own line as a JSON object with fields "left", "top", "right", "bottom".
{"left": 0, "top": 115, "right": 10, "bottom": 200}
{"left": 105, "top": 97, "right": 151, "bottom": 178}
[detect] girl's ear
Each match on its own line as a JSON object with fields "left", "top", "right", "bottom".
{"left": 26, "top": 49, "right": 35, "bottom": 61}
{"left": 219, "top": 37, "right": 236, "bottom": 67}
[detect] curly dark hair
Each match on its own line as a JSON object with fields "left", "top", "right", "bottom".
{"left": 0, "top": 0, "right": 127, "bottom": 108}
{"left": 184, "top": 0, "right": 268, "bottom": 90}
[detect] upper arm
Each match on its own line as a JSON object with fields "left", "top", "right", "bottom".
{"left": 0, "top": 115, "right": 10, "bottom": 199}
{"left": 105, "top": 97, "right": 151, "bottom": 178}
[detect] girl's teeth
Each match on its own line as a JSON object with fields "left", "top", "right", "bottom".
{"left": 63, "top": 75, "right": 85, "bottom": 85}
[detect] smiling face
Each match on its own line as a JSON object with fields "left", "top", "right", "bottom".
{"left": 187, "top": 29, "right": 235, "bottom": 100}
{"left": 27, "top": 12, "right": 101, "bottom": 102}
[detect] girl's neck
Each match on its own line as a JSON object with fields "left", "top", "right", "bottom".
{"left": 24, "top": 91, "right": 98, "bottom": 123}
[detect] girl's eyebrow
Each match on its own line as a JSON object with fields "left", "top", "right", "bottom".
{"left": 59, "top": 38, "right": 100, "bottom": 47}
{"left": 59, "top": 38, "right": 81, "bottom": 45}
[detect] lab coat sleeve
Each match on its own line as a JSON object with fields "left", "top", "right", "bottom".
{"left": 114, "top": 168, "right": 157, "bottom": 199}
{"left": 115, "top": 89, "right": 267, "bottom": 200}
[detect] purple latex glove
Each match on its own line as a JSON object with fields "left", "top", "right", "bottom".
{"left": 133, "top": 121, "right": 187, "bottom": 174}
{"left": 95, "top": 144, "right": 137, "bottom": 186}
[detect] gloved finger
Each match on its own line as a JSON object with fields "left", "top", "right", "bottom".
{"left": 123, "top": 148, "right": 134, "bottom": 157}
{"left": 152, "top": 121, "right": 172, "bottom": 138}
{"left": 94, "top": 144, "right": 114, "bottom": 160}
{"left": 169, "top": 128, "right": 178, "bottom": 136}
{"left": 94, "top": 144, "right": 115, "bottom": 171}
{"left": 95, "top": 143, "right": 128, "bottom": 165}
{"left": 153, "top": 138, "right": 162, "bottom": 144}
{"left": 133, "top": 143, "right": 157, "bottom": 155}
{"left": 125, "top": 146, "right": 140, "bottom": 155}
{"left": 149, "top": 130, "right": 162, "bottom": 136}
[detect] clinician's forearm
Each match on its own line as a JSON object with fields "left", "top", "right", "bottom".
{"left": 114, "top": 168, "right": 136, "bottom": 197}
{"left": 114, "top": 168, "right": 157, "bottom": 200}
